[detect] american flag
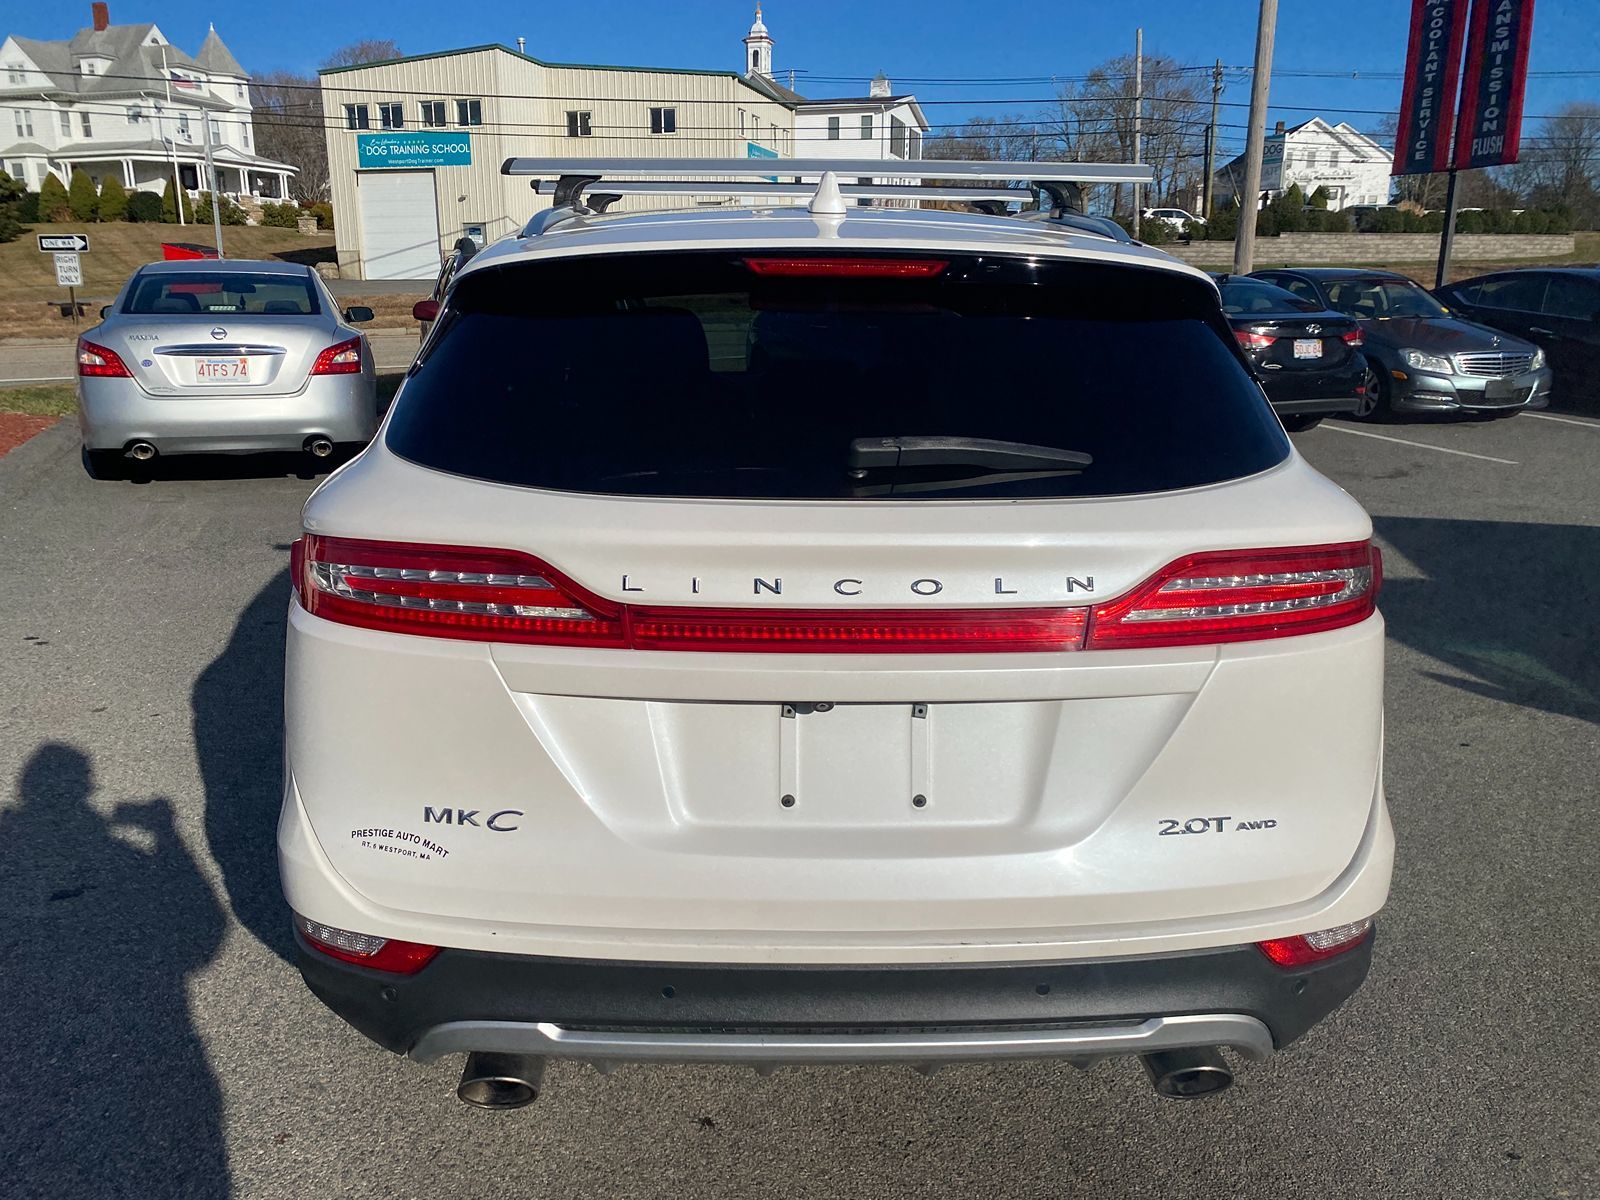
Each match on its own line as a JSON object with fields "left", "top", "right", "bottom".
{"left": 170, "top": 72, "right": 201, "bottom": 91}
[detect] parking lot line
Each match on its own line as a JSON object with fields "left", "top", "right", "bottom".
{"left": 1523, "top": 412, "right": 1600, "bottom": 429}
{"left": 1320, "top": 425, "right": 1518, "bottom": 465}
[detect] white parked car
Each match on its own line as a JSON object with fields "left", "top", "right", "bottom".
{"left": 280, "top": 160, "right": 1391, "bottom": 1109}
{"left": 1143, "top": 207, "right": 1204, "bottom": 231}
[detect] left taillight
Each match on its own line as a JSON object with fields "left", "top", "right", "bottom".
{"left": 1085, "top": 541, "right": 1381, "bottom": 649}
{"left": 1234, "top": 329, "right": 1276, "bottom": 350}
{"left": 291, "top": 534, "right": 628, "bottom": 647}
{"left": 311, "top": 336, "right": 362, "bottom": 376}
{"left": 78, "top": 338, "right": 131, "bottom": 377}
{"left": 294, "top": 913, "right": 441, "bottom": 974}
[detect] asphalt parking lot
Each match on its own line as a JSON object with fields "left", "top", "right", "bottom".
{"left": 0, "top": 410, "right": 1596, "bottom": 1199}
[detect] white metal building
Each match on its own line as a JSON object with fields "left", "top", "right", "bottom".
{"left": 1213, "top": 118, "right": 1392, "bottom": 211}
{"left": 0, "top": 3, "right": 293, "bottom": 202}
{"left": 320, "top": 42, "right": 797, "bottom": 281}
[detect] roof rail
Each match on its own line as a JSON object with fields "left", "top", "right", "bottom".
{"left": 503, "top": 157, "right": 1152, "bottom": 185}
{"left": 530, "top": 179, "right": 1027, "bottom": 205}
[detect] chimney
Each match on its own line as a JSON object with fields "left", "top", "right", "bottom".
{"left": 92, "top": 2, "right": 109, "bottom": 31}
{"left": 868, "top": 72, "right": 891, "bottom": 99}
{"left": 1274, "top": 120, "right": 1285, "bottom": 135}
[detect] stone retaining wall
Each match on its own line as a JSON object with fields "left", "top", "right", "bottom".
{"left": 1166, "top": 232, "right": 1574, "bottom": 266}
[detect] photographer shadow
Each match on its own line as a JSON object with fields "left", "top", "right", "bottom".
{"left": 0, "top": 744, "right": 231, "bottom": 1199}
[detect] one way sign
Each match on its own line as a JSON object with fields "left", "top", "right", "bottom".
{"left": 37, "top": 233, "right": 90, "bottom": 252}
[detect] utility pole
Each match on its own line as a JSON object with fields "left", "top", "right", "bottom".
{"left": 1203, "top": 59, "right": 1223, "bottom": 219}
{"left": 1233, "top": 0, "right": 1278, "bottom": 275}
{"left": 203, "top": 112, "right": 224, "bottom": 257}
{"left": 160, "top": 44, "right": 184, "bottom": 226}
{"left": 1434, "top": 168, "right": 1462, "bottom": 288}
{"left": 1132, "top": 27, "right": 1143, "bottom": 239}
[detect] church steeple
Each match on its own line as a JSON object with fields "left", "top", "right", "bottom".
{"left": 743, "top": 4, "right": 773, "bottom": 78}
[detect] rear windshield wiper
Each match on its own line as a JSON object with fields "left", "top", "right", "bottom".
{"left": 848, "top": 436, "right": 1094, "bottom": 475}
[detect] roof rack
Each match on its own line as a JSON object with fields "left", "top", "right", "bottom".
{"left": 506, "top": 157, "right": 1154, "bottom": 238}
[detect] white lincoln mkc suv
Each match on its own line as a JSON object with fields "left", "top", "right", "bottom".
{"left": 279, "top": 159, "right": 1391, "bottom": 1107}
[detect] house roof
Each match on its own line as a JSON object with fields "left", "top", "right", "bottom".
{"left": 5, "top": 23, "right": 247, "bottom": 99}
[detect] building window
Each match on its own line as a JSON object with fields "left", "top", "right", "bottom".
{"left": 456, "top": 98, "right": 482, "bottom": 126}
{"left": 178, "top": 112, "right": 191, "bottom": 139}
{"left": 738, "top": 109, "right": 746, "bottom": 137}
{"left": 420, "top": 100, "right": 446, "bottom": 127}
{"left": 209, "top": 117, "right": 221, "bottom": 143}
{"left": 60, "top": 111, "right": 71, "bottom": 137}
{"left": 860, "top": 114, "right": 873, "bottom": 140}
{"left": 910, "top": 129, "right": 922, "bottom": 160}
{"left": 14, "top": 108, "right": 33, "bottom": 138}
{"left": 344, "top": 104, "right": 370, "bottom": 130}
{"left": 565, "top": 110, "right": 592, "bottom": 138}
{"left": 649, "top": 106, "right": 676, "bottom": 135}
{"left": 889, "top": 116, "right": 906, "bottom": 158}
{"left": 235, "top": 83, "right": 245, "bottom": 100}
{"left": 242, "top": 126, "right": 249, "bottom": 150}
{"left": 81, "top": 61, "right": 97, "bottom": 75}
{"left": 378, "top": 102, "right": 403, "bottom": 129}
{"left": 1329, "top": 150, "right": 1342, "bottom": 166}
{"left": 126, "top": 105, "right": 142, "bottom": 126}
{"left": 80, "top": 111, "right": 92, "bottom": 137}
{"left": 827, "top": 115, "right": 841, "bottom": 140}
{"left": 5, "top": 64, "right": 23, "bottom": 85}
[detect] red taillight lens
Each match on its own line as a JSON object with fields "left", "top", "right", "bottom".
{"left": 1234, "top": 329, "right": 1277, "bottom": 350}
{"left": 78, "top": 338, "right": 132, "bottom": 377}
{"left": 1257, "top": 918, "right": 1373, "bottom": 967}
{"left": 1341, "top": 329, "right": 1364, "bottom": 347}
{"left": 629, "top": 606, "right": 1087, "bottom": 654}
{"left": 310, "top": 336, "right": 362, "bottom": 376}
{"left": 293, "top": 535, "right": 627, "bottom": 646}
{"left": 1085, "top": 541, "right": 1381, "bottom": 649}
{"left": 295, "top": 913, "right": 441, "bottom": 974}
{"left": 742, "top": 256, "right": 948, "bottom": 278}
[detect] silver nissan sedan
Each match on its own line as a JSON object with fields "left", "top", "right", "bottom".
{"left": 77, "top": 259, "right": 378, "bottom": 478}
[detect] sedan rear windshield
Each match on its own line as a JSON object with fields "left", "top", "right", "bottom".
{"left": 1219, "top": 278, "right": 1318, "bottom": 315}
{"left": 387, "top": 252, "right": 1288, "bottom": 500}
{"left": 125, "top": 272, "right": 320, "bottom": 316}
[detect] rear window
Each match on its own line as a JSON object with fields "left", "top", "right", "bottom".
{"left": 1219, "top": 278, "right": 1318, "bottom": 315}
{"left": 387, "top": 252, "right": 1288, "bottom": 500}
{"left": 125, "top": 272, "right": 319, "bottom": 316}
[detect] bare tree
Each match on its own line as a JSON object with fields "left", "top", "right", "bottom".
{"left": 251, "top": 71, "right": 329, "bottom": 202}
{"left": 1063, "top": 54, "right": 1209, "bottom": 213}
{"left": 1505, "top": 101, "right": 1600, "bottom": 226}
{"left": 320, "top": 40, "right": 404, "bottom": 69}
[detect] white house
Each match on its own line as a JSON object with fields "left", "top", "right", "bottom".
{"left": 744, "top": 8, "right": 929, "bottom": 204}
{"left": 0, "top": 3, "right": 293, "bottom": 203}
{"left": 1214, "top": 118, "right": 1392, "bottom": 211}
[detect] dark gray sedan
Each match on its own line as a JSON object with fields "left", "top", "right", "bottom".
{"left": 1248, "top": 267, "right": 1550, "bottom": 419}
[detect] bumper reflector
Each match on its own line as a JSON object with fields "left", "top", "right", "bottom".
{"left": 295, "top": 913, "right": 441, "bottom": 974}
{"left": 1257, "top": 917, "right": 1374, "bottom": 967}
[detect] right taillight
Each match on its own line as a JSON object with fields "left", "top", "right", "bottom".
{"left": 1341, "top": 329, "right": 1364, "bottom": 347}
{"left": 78, "top": 338, "right": 132, "bottom": 377}
{"left": 1085, "top": 541, "right": 1381, "bottom": 649}
{"left": 311, "top": 336, "right": 362, "bottom": 375}
{"left": 1258, "top": 917, "right": 1374, "bottom": 967}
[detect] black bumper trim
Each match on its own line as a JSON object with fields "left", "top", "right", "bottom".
{"left": 295, "top": 930, "right": 1374, "bottom": 1058}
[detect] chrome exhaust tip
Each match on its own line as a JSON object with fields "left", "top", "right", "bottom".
{"left": 305, "top": 436, "right": 335, "bottom": 458}
{"left": 457, "top": 1052, "right": 545, "bottom": 1109}
{"left": 126, "top": 441, "right": 157, "bottom": 461}
{"left": 1141, "top": 1048, "right": 1234, "bottom": 1099}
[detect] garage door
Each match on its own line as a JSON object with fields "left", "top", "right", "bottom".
{"left": 358, "top": 171, "right": 441, "bottom": 281}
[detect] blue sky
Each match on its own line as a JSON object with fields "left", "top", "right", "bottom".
{"left": 22, "top": 0, "right": 1600, "bottom": 154}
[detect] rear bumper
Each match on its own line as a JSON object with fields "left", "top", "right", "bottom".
{"left": 295, "top": 932, "right": 1374, "bottom": 1065}
{"left": 77, "top": 372, "right": 377, "bottom": 454}
{"left": 1260, "top": 361, "right": 1366, "bottom": 416}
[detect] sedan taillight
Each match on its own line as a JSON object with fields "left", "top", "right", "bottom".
{"left": 311, "top": 336, "right": 362, "bottom": 376}
{"left": 1341, "top": 329, "right": 1364, "bottom": 347}
{"left": 1085, "top": 542, "right": 1381, "bottom": 649}
{"left": 295, "top": 538, "right": 1383, "bottom": 653}
{"left": 1234, "top": 329, "right": 1277, "bottom": 350}
{"left": 78, "top": 338, "right": 132, "bottom": 378}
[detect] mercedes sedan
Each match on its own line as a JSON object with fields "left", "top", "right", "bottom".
{"left": 77, "top": 260, "right": 378, "bottom": 477}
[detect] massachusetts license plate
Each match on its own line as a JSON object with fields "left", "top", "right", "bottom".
{"left": 1293, "top": 339, "right": 1323, "bottom": 359}
{"left": 196, "top": 357, "right": 249, "bottom": 381}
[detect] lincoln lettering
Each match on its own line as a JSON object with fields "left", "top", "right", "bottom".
{"left": 618, "top": 575, "right": 1096, "bottom": 597}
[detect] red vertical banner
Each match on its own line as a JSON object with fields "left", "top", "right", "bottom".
{"left": 1392, "top": 0, "right": 1471, "bottom": 176}
{"left": 1453, "top": 0, "right": 1536, "bottom": 169}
